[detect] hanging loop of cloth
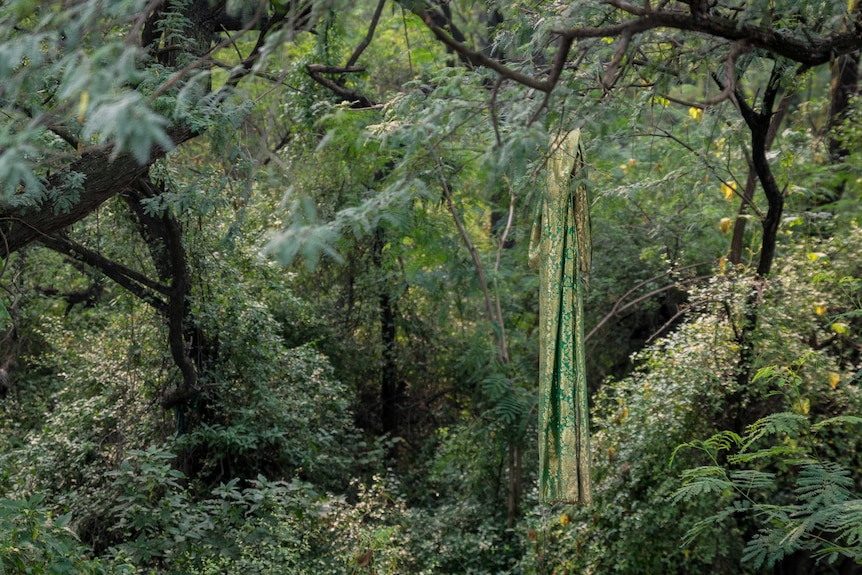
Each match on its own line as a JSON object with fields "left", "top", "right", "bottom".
{"left": 529, "top": 129, "right": 593, "bottom": 505}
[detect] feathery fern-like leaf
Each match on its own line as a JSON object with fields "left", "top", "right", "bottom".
{"left": 740, "top": 412, "right": 808, "bottom": 452}
{"left": 672, "top": 466, "right": 732, "bottom": 504}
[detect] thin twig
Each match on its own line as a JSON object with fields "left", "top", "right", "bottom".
{"left": 585, "top": 263, "right": 710, "bottom": 342}
{"left": 495, "top": 176, "right": 516, "bottom": 276}
{"left": 489, "top": 76, "right": 504, "bottom": 147}
{"left": 602, "top": 28, "right": 633, "bottom": 91}
{"left": 492, "top": 176, "right": 517, "bottom": 362}
{"left": 429, "top": 145, "right": 509, "bottom": 363}
{"left": 644, "top": 128, "right": 765, "bottom": 219}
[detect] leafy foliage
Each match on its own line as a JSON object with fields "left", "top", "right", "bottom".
{"left": 0, "top": 0, "right": 860, "bottom": 574}
{"left": 0, "top": 494, "right": 112, "bottom": 575}
{"left": 676, "top": 407, "right": 862, "bottom": 569}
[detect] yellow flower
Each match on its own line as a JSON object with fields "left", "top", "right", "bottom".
{"left": 721, "top": 181, "right": 737, "bottom": 200}
{"left": 560, "top": 513, "right": 570, "bottom": 526}
{"left": 814, "top": 304, "right": 827, "bottom": 316}
{"left": 688, "top": 107, "right": 703, "bottom": 122}
{"left": 828, "top": 372, "right": 840, "bottom": 390}
{"left": 831, "top": 322, "right": 850, "bottom": 335}
{"left": 719, "top": 217, "right": 733, "bottom": 234}
{"left": 792, "top": 398, "right": 810, "bottom": 415}
{"left": 719, "top": 256, "right": 728, "bottom": 273}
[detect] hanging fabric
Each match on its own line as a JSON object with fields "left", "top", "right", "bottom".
{"left": 529, "top": 129, "right": 593, "bottom": 505}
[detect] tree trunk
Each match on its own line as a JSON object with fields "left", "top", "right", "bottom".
{"left": 727, "top": 69, "right": 785, "bottom": 421}
{"left": 122, "top": 176, "right": 204, "bottom": 411}
{"left": 824, "top": 51, "right": 860, "bottom": 202}
{"left": 729, "top": 90, "right": 792, "bottom": 265}
{"left": 371, "top": 227, "right": 400, "bottom": 436}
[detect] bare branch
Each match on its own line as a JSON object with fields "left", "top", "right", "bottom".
{"left": 555, "top": 8, "right": 862, "bottom": 66}
{"left": 306, "top": 65, "right": 379, "bottom": 108}
{"left": 586, "top": 269, "right": 713, "bottom": 342}
{"left": 346, "top": 0, "right": 387, "bottom": 68}
{"left": 430, "top": 145, "right": 509, "bottom": 364}
{"left": 602, "top": 28, "right": 633, "bottom": 91}
{"left": 38, "top": 233, "right": 170, "bottom": 313}
{"left": 700, "top": 40, "right": 751, "bottom": 106}
{"left": 489, "top": 76, "right": 504, "bottom": 147}
{"left": 306, "top": 65, "right": 367, "bottom": 74}
{"left": 415, "top": 7, "right": 570, "bottom": 92}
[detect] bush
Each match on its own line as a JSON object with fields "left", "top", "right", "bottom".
{"left": 0, "top": 493, "right": 115, "bottom": 575}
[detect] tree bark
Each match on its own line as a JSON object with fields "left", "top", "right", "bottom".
{"left": 729, "top": 90, "right": 793, "bottom": 265}
{"left": 123, "top": 177, "right": 202, "bottom": 410}
{"left": 0, "top": 127, "right": 193, "bottom": 258}
{"left": 823, "top": 51, "right": 861, "bottom": 202}
{"left": 371, "top": 227, "right": 400, "bottom": 435}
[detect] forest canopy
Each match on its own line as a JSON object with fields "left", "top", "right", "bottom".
{"left": 0, "top": 0, "right": 861, "bottom": 573}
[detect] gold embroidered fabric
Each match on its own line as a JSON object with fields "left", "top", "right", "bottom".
{"left": 529, "top": 129, "right": 593, "bottom": 505}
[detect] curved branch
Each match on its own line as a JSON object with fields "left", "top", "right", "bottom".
{"left": 430, "top": 145, "right": 509, "bottom": 363}
{"left": 306, "top": 65, "right": 379, "bottom": 108}
{"left": 414, "top": 6, "right": 571, "bottom": 92}
{"left": 0, "top": 125, "right": 194, "bottom": 257}
{"left": 732, "top": 67, "right": 785, "bottom": 277}
{"left": 729, "top": 77, "right": 795, "bottom": 264}
{"left": 414, "top": 1, "right": 860, "bottom": 95}
{"left": 700, "top": 40, "right": 751, "bottom": 106}
{"left": 124, "top": 176, "right": 200, "bottom": 409}
{"left": 38, "top": 233, "right": 169, "bottom": 314}
{"left": 585, "top": 263, "right": 711, "bottom": 342}
{"left": 601, "top": 28, "right": 633, "bottom": 91}
{"left": 557, "top": 5, "right": 862, "bottom": 66}
{"left": 347, "top": 0, "right": 387, "bottom": 68}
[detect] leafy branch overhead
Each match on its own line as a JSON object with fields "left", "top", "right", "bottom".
{"left": 0, "top": 0, "right": 316, "bottom": 257}
{"left": 407, "top": 0, "right": 862, "bottom": 97}
{"left": 0, "top": 1, "right": 860, "bottom": 574}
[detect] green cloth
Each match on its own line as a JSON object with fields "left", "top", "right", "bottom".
{"left": 529, "top": 129, "right": 593, "bottom": 505}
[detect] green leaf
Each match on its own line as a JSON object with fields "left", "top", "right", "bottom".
{"left": 811, "top": 415, "right": 862, "bottom": 432}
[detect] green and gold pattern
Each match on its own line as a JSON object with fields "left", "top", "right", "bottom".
{"left": 529, "top": 129, "right": 593, "bottom": 505}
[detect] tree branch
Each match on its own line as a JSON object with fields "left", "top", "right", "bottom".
{"left": 602, "top": 28, "right": 633, "bottom": 91}
{"left": 38, "top": 233, "right": 169, "bottom": 314}
{"left": 0, "top": 125, "right": 194, "bottom": 257}
{"left": 347, "top": 0, "right": 387, "bottom": 68}
{"left": 729, "top": 79, "right": 794, "bottom": 264}
{"left": 585, "top": 262, "right": 710, "bottom": 342}
{"left": 414, "top": 6, "right": 570, "bottom": 92}
{"left": 730, "top": 65, "right": 784, "bottom": 277}
{"left": 556, "top": 7, "right": 862, "bottom": 66}
{"left": 123, "top": 176, "right": 201, "bottom": 409}
{"left": 306, "top": 65, "right": 379, "bottom": 108}
{"left": 430, "top": 145, "right": 508, "bottom": 363}
{"left": 700, "top": 40, "right": 751, "bottom": 105}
